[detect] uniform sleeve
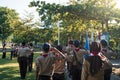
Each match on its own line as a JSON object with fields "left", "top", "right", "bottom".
{"left": 80, "top": 49, "right": 89, "bottom": 54}
{"left": 34, "top": 58, "right": 41, "bottom": 74}
{"left": 107, "top": 49, "right": 116, "bottom": 57}
{"left": 81, "top": 59, "right": 89, "bottom": 80}
{"left": 65, "top": 47, "right": 73, "bottom": 55}
{"left": 17, "top": 49, "right": 20, "bottom": 56}
{"left": 53, "top": 55, "right": 63, "bottom": 62}
{"left": 31, "top": 48, "right": 34, "bottom": 53}
{"left": 26, "top": 47, "right": 31, "bottom": 54}
{"left": 66, "top": 55, "right": 73, "bottom": 62}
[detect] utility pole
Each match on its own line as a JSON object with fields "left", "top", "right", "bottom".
{"left": 57, "top": 21, "right": 60, "bottom": 45}
{"left": 57, "top": 0, "right": 60, "bottom": 45}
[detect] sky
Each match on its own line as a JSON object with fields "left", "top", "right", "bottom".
{"left": 0, "top": 0, "right": 69, "bottom": 20}
{"left": 0, "top": 0, "right": 120, "bottom": 20}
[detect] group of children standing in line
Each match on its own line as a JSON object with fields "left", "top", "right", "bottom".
{"left": 1, "top": 39, "right": 113, "bottom": 80}
{"left": 34, "top": 39, "right": 113, "bottom": 80}
{"left": 17, "top": 42, "right": 34, "bottom": 79}
{"left": 1, "top": 42, "right": 34, "bottom": 79}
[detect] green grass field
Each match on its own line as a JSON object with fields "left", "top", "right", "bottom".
{"left": 0, "top": 51, "right": 40, "bottom": 80}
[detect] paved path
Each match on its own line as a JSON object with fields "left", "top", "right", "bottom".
{"left": 65, "top": 59, "right": 120, "bottom": 80}
{"left": 111, "top": 74, "right": 120, "bottom": 80}
{"left": 110, "top": 59, "right": 120, "bottom": 80}
{"left": 110, "top": 59, "right": 120, "bottom": 68}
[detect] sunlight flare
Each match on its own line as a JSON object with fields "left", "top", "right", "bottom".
{"left": 0, "top": 63, "right": 18, "bottom": 68}
{"left": 116, "top": 0, "right": 120, "bottom": 8}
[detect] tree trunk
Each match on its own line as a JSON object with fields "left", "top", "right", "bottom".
{"left": 2, "top": 40, "right": 6, "bottom": 49}
{"left": 105, "top": 19, "right": 109, "bottom": 32}
{"left": 101, "top": 21, "right": 104, "bottom": 31}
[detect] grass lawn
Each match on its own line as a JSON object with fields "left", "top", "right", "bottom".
{"left": 0, "top": 51, "right": 40, "bottom": 80}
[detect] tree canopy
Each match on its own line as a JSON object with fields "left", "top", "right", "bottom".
{"left": 29, "top": 0, "right": 120, "bottom": 45}
{"left": 0, "top": 0, "right": 120, "bottom": 48}
{"left": 0, "top": 7, "right": 19, "bottom": 43}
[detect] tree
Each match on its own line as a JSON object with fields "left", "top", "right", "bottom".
{"left": 29, "top": 0, "right": 120, "bottom": 46}
{"left": 0, "top": 7, "right": 19, "bottom": 46}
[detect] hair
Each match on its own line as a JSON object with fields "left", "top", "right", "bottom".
{"left": 69, "top": 40, "right": 73, "bottom": 45}
{"left": 90, "top": 42, "right": 101, "bottom": 55}
{"left": 86, "top": 56, "right": 103, "bottom": 76}
{"left": 22, "top": 42, "right": 26, "bottom": 46}
{"left": 100, "top": 40, "right": 108, "bottom": 48}
{"left": 56, "top": 45, "right": 62, "bottom": 52}
{"left": 42, "top": 43, "right": 50, "bottom": 53}
{"left": 73, "top": 40, "right": 80, "bottom": 48}
{"left": 29, "top": 43, "right": 33, "bottom": 46}
{"left": 86, "top": 41, "right": 103, "bottom": 76}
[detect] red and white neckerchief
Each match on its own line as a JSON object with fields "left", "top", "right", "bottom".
{"left": 100, "top": 48, "right": 108, "bottom": 57}
{"left": 101, "top": 48, "right": 107, "bottom": 53}
{"left": 42, "top": 54, "right": 48, "bottom": 58}
{"left": 91, "top": 51, "right": 98, "bottom": 56}
{"left": 75, "top": 48, "right": 80, "bottom": 52}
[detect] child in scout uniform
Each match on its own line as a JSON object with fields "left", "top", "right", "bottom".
{"left": 17, "top": 42, "right": 32, "bottom": 79}
{"left": 2, "top": 47, "right": 6, "bottom": 59}
{"left": 69, "top": 40, "right": 88, "bottom": 80}
{"left": 27, "top": 43, "right": 34, "bottom": 72}
{"left": 53, "top": 45, "right": 66, "bottom": 80}
{"left": 100, "top": 40, "right": 113, "bottom": 80}
{"left": 10, "top": 44, "right": 14, "bottom": 60}
{"left": 34, "top": 43, "right": 65, "bottom": 80}
{"left": 66, "top": 40, "right": 74, "bottom": 54}
{"left": 81, "top": 42, "right": 105, "bottom": 80}
{"left": 65, "top": 40, "right": 74, "bottom": 76}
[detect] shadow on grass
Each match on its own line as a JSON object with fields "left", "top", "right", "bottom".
{"left": 0, "top": 52, "right": 40, "bottom": 65}
{"left": 0, "top": 51, "right": 19, "bottom": 65}
{"left": 0, "top": 67, "right": 35, "bottom": 80}
{"left": 0, "top": 58, "right": 18, "bottom": 65}
{"left": 0, "top": 52, "right": 40, "bottom": 80}
{"left": 0, "top": 67, "right": 20, "bottom": 80}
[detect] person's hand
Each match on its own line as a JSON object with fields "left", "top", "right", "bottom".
{"left": 50, "top": 47, "right": 56, "bottom": 51}
{"left": 71, "top": 45, "right": 74, "bottom": 49}
{"left": 98, "top": 52, "right": 107, "bottom": 61}
{"left": 71, "top": 45, "right": 75, "bottom": 50}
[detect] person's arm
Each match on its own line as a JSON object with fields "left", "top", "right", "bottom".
{"left": 107, "top": 47, "right": 117, "bottom": 57}
{"left": 52, "top": 47, "right": 66, "bottom": 58}
{"left": 81, "top": 59, "right": 89, "bottom": 80}
{"left": 72, "top": 45, "right": 89, "bottom": 56}
{"left": 17, "top": 49, "right": 20, "bottom": 57}
{"left": 98, "top": 52, "right": 113, "bottom": 67}
{"left": 66, "top": 54, "right": 73, "bottom": 62}
{"left": 35, "top": 70, "right": 39, "bottom": 80}
{"left": 34, "top": 64, "right": 39, "bottom": 80}
{"left": 108, "top": 46, "right": 114, "bottom": 52}
{"left": 64, "top": 46, "right": 72, "bottom": 55}
{"left": 80, "top": 49, "right": 89, "bottom": 56}
{"left": 34, "top": 58, "right": 40, "bottom": 80}
{"left": 98, "top": 52, "right": 107, "bottom": 61}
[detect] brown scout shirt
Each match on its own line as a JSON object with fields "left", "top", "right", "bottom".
{"left": 17, "top": 47, "right": 31, "bottom": 57}
{"left": 34, "top": 53, "right": 63, "bottom": 76}
{"left": 101, "top": 47, "right": 114, "bottom": 59}
{"left": 54, "top": 59, "right": 66, "bottom": 74}
{"left": 68, "top": 49, "right": 88, "bottom": 65}
{"left": 101, "top": 48, "right": 113, "bottom": 70}
{"left": 65, "top": 46, "right": 73, "bottom": 55}
{"left": 81, "top": 59, "right": 104, "bottom": 80}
